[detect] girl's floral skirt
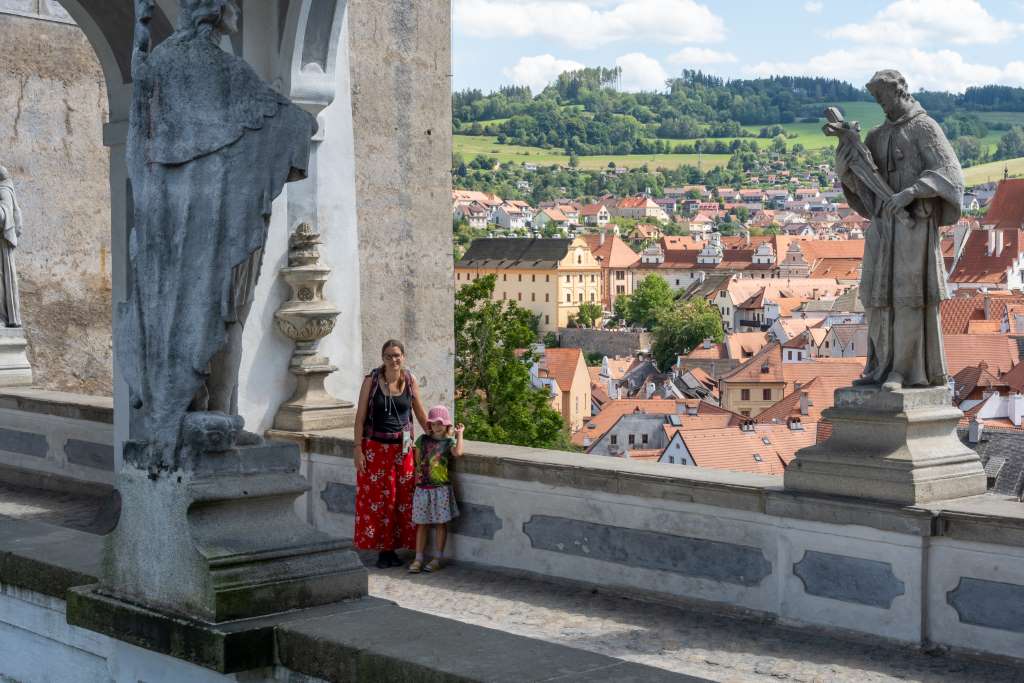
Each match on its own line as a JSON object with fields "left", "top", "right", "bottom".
{"left": 412, "top": 485, "right": 459, "bottom": 525}
{"left": 353, "top": 438, "right": 416, "bottom": 551}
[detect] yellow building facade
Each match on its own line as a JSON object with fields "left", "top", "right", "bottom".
{"left": 455, "top": 237, "right": 602, "bottom": 333}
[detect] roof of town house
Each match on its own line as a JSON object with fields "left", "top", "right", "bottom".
{"left": 684, "top": 341, "right": 729, "bottom": 360}
{"left": 725, "top": 332, "right": 770, "bottom": 359}
{"left": 618, "top": 196, "right": 656, "bottom": 209}
{"left": 952, "top": 362, "right": 1008, "bottom": 403}
{"left": 571, "top": 398, "right": 719, "bottom": 447}
{"left": 940, "top": 292, "right": 1024, "bottom": 334}
{"left": 626, "top": 449, "right": 666, "bottom": 461}
{"left": 690, "top": 212, "right": 716, "bottom": 224}
{"left": 676, "top": 423, "right": 816, "bottom": 475}
{"left": 582, "top": 233, "right": 641, "bottom": 269}
{"left": 457, "top": 238, "right": 574, "bottom": 269}
{"left": 799, "top": 239, "right": 865, "bottom": 261}
{"left": 603, "top": 356, "right": 636, "bottom": 380}
{"left": 944, "top": 334, "right": 1020, "bottom": 376}
{"left": 967, "top": 320, "right": 1003, "bottom": 334}
{"left": 720, "top": 342, "right": 864, "bottom": 390}
{"left": 685, "top": 366, "right": 716, "bottom": 389}
{"left": 739, "top": 189, "right": 765, "bottom": 198}
{"left": 631, "top": 248, "right": 772, "bottom": 273}
{"left": 631, "top": 223, "right": 661, "bottom": 238}
{"left": 662, "top": 235, "right": 706, "bottom": 251}
{"left": 1001, "top": 361, "right": 1024, "bottom": 392}
{"left": 580, "top": 203, "right": 608, "bottom": 216}
{"left": 539, "top": 207, "right": 569, "bottom": 223}
{"left": 500, "top": 203, "right": 524, "bottom": 215}
{"left": 538, "top": 347, "right": 584, "bottom": 393}
{"left": 948, "top": 227, "right": 1023, "bottom": 284}
{"left": 772, "top": 317, "right": 826, "bottom": 342}
{"left": 755, "top": 376, "right": 835, "bottom": 423}
{"left": 722, "top": 278, "right": 846, "bottom": 306}
{"left": 453, "top": 190, "right": 502, "bottom": 205}
{"left": 810, "top": 258, "right": 862, "bottom": 280}
{"left": 957, "top": 400, "right": 1024, "bottom": 433}
{"left": 827, "top": 323, "right": 866, "bottom": 348}
{"left": 661, "top": 413, "right": 744, "bottom": 436}
{"left": 981, "top": 178, "right": 1024, "bottom": 228}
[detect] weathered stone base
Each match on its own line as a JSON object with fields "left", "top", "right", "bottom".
{"left": 104, "top": 437, "right": 367, "bottom": 623}
{"left": 785, "top": 386, "right": 987, "bottom": 505}
{"left": 0, "top": 327, "right": 33, "bottom": 387}
{"left": 273, "top": 399, "right": 355, "bottom": 431}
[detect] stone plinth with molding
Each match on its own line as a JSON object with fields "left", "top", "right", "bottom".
{"left": 0, "top": 327, "right": 32, "bottom": 387}
{"left": 785, "top": 385, "right": 986, "bottom": 505}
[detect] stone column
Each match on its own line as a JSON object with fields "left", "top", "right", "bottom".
{"left": 785, "top": 386, "right": 987, "bottom": 505}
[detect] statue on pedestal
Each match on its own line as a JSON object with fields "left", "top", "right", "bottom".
{"left": 118, "top": 0, "right": 317, "bottom": 449}
{"left": 825, "top": 70, "right": 963, "bottom": 391}
{"left": 0, "top": 166, "right": 23, "bottom": 328}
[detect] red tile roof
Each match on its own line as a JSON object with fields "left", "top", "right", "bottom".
{"left": 679, "top": 423, "right": 816, "bottom": 475}
{"left": 582, "top": 233, "right": 641, "bottom": 269}
{"left": 982, "top": 178, "right": 1024, "bottom": 228}
{"left": 721, "top": 342, "right": 864, "bottom": 391}
{"left": 948, "top": 228, "right": 1023, "bottom": 284}
{"left": 540, "top": 348, "right": 584, "bottom": 393}
{"left": 944, "top": 334, "right": 1020, "bottom": 376}
{"left": 940, "top": 292, "right": 1024, "bottom": 334}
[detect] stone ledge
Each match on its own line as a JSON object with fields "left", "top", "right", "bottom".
{"left": 276, "top": 428, "right": 1024, "bottom": 546}
{"left": 0, "top": 388, "right": 113, "bottom": 424}
{"left": 0, "top": 516, "right": 100, "bottom": 598}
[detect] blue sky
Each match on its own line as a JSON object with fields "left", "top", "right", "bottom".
{"left": 453, "top": 0, "right": 1024, "bottom": 94}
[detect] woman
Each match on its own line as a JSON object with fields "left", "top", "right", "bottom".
{"left": 353, "top": 340, "right": 429, "bottom": 568}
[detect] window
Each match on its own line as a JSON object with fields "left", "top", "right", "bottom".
{"left": 668, "top": 456, "right": 675, "bottom": 463}
{"left": 590, "top": 274, "right": 595, "bottom": 282}
{"left": 675, "top": 279, "right": 680, "bottom": 286}
{"left": 787, "top": 351, "right": 792, "bottom": 360}
{"left": 545, "top": 293, "right": 550, "bottom": 302}
{"left": 577, "top": 255, "right": 582, "bottom": 264}
{"left": 517, "top": 292, "right": 522, "bottom": 301}
{"left": 566, "top": 293, "right": 571, "bottom": 302}
{"left": 531, "top": 293, "right": 536, "bottom": 302}
{"left": 565, "top": 275, "right": 570, "bottom": 283}
{"left": 532, "top": 274, "right": 536, "bottom": 282}
{"left": 502, "top": 292, "right": 507, "bottom": 300}
{"left": 545, "top": 315, "right": 550, "bottom": 324}
{"left": 518, "top": 274, "right": 522, "bottom": 282}
{"left": 590, "top": 292, "right": 595, "bottom": 302}
{"left": 616, "top": 270, "right": 625, "bottom": 280}
{"left": 503, "top": 274, "right": 507, "bottom": 281}
{"left": 741, "top": 410, "right": 751, "bottom": 417}
{"left": 763, "top": 389, "right": 772, "bottom": 401}
{"left": 457, "top": 273, "right": 461, "bottom": 281}
{"left": 579, "top": 274, "right": 583, "bottom": 282}
{"left": 741, "top": 389, "right": 751, "bottom": 401}
{"left": 628, "top": 434, "right": 636, "bottom": 445}
{"left": 546, "top": 274, "right": 550, "bottom": 282}
{"left": 641, "top": 434, "right": 648, "bottom": 444}
{"left": 616, "top": 285, "right": 625, "bottom": 294}
{"left": 579, "top": 293, "right": 584, "bottom": 302}
{"left": 610, "top": 435, "right": 617, "bottom": 445}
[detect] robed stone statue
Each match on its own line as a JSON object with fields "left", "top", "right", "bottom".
{"left": 118, "top": 0, "right": 317, "bottom": 447}
{"left": 0, "top": 166, "right": 23, "bottom": 328}
{"left": 826, "top": 70, "right": 963, "bottom": 391}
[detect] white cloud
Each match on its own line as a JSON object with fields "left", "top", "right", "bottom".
{"left": 747, "top": 46, "right": 1024, "bottom": 93}
{"left": 615, "top": 52, "right": 669, "bottom": 92}
{"left": 804, "top": 1, "right": 824, "bottom": 13}
{"left": 454, "top": 0, "right": 726, "bottom": 49}
{"left": 830, "top": 0, "right": 1019, "bottom": 46}
{"left": 666, "top": 47, "right": 738, "bottom": 66}
{"left": 503, "top": 54, "right": 586, "bottom": 93}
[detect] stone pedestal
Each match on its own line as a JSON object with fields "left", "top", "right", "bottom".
{"left": 0, "top": 327, "right": 32, "bottom": 386}
{"left": 785, "top": 386, "right": 986, "bottom": 505}
{"left": 103, "top": 415, "right": 366, "bottom": 623}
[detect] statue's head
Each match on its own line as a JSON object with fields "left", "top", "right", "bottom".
{"left": 866, "top": 70, "right": 917, "bottom": 120}
{"left": 178, "top": 0, "right": 239, "bottom": 35}
{"left": 0, "top": 167, "right": 8, "bottom": 181}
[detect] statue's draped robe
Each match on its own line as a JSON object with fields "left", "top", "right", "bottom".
{"left": 0, "top": 180, "right": 22, "bottom": 327}
{"left": 839, "top": 104, "right": 963, "bottom": 386}
{"left": 117, "top": 31, "right": 316, "bottom": 447}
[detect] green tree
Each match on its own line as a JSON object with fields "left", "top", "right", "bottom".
{"left": 612, "top": 294, "right": 632, "bottom": 325}
{"left": 576, "top": 302, "right": 603, "bottom": 328}
{"left": 651, "top": 297, "right": 724, "bottom": 371}
{"left": 996, "top": 127, "right": 1024, "bottom": 160}
{"left": 454, "top": 275, "right": 572, "bottom": 450}
{"left": 626, "top": 275, "right": 674, "bottom": 329}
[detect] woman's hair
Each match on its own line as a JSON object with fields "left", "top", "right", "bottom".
{"left": 379, "top": 339, "right": 407, "bottom": 387}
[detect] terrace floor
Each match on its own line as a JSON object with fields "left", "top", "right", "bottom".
{"left": 2, "top": 480, "right": 1021, "bottom": 683}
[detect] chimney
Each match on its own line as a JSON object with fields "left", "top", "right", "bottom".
{"left": 983, "top": 295, "right": 991, "bottom": 320}
{"left": 987, "top": 228, "right": 997, "bottom": 257}
{"left": 703, "top": 338, "right": 712, "bottom": 349}
{"left": 599, "top": 230, "right": 606, "bottom": 246}
{"left": 1010, "top": 393, "right": 1024, "bottom": 428}
{"left": 646, "top": 382, "right": 656, "bottom": 399}
{"left": 582, "top": 436, "right": 592, "bottom": 448}
{"left": 968, "top": 417, "right": 985, "bottom": 444}
{"left": 799, "top": 392, "right": 810, "bottom": 416}
{"left": 995, "top": 229, "right": 1004, "bottom": 257}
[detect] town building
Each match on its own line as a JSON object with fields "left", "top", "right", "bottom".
{"left": 582, "top": 231, "right": 640, "bottom": 311}
{"left": 610, "top": 196, "right": 670, "bottom": 222}
{"left": 455, "top": 237, "right": 602, "bottom": 332}
{"left": 531, "top": 347, "right": 592, "bottom": 433}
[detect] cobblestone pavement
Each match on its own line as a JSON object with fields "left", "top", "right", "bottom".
{"left": 0, "top": 481, "right": 108, "bottom": 533}
{"left": 366, "top": 560, "right": 1021, "bottom": 683}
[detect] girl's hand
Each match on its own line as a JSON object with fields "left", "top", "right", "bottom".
{"left": 454, "top": 423, "right": 465, "bottom": 437}
{"left": 354, "top": 446, "right": 367, "bottom": 474}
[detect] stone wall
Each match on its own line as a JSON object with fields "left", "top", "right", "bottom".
{"left": 347, "top": 0, "right": 454, "bottom": 407}
{"left": 557, "top": 328, "right": 651, "bottom": 358}
{"left": 0, "top": 10, "right": 112, "bottom": 395}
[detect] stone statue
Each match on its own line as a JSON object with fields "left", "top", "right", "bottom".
{"left": 825, "top": 70, "right": 963, "bottom": 391}
{"left": 0, "top": 166, "right": 23, "bottom": 328}
{"left": 118, "top": 0, "right": 317, "bottom": 448}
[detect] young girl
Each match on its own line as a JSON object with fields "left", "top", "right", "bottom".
{"left": 408, "top": 405, "right": 464, "bottom": 573}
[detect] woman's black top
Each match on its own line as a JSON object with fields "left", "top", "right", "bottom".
{"left": 368, "top": 378, "right": 412, "bottom": 442}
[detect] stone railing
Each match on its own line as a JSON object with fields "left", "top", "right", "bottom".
{"left": 273, "top": 428, "right": 1024, "bottom": 663}
{"left": 0, "top": 389, "right": 113, "bottom": 493}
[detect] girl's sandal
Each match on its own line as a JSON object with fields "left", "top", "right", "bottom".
{"left": 408, "top": 560, "right": 423, "bottom": 574}
{"left": 424, "top": 559, "right": 442, "bottom": 573}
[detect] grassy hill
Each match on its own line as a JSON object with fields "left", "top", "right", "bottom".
{"left": 453, "top": 134, "right": 731, "bottom": 171}
{"left": 964, "top": 157, "right": 1024, "bottom": 185}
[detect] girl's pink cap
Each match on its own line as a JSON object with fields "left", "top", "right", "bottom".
{"left": 427, "top": 405, "right": 452, "bottom": 426}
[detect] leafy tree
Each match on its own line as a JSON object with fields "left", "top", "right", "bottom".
{"left": 996, "top": 127, "right": 1024, "bottom": 161}
{"left": 612, "top": 294, "right": 632, "bottom": 325}
{"left": 651, "top": 297, "right": 724, "bottom": 371}
{"left": 576, "top": 302, "right": 603, "bottom": 328}
{"left": 625, "top": 275, "right": 674, "bottom": 329}
{"left": 542, "top": 331, "right": 559, "bottom": 348}
{"left": 454, "top": 275, "right": 572, "bottom": 450}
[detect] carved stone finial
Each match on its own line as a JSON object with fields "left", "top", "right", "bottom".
{"left": 272, "top": 223, "right": 354, "bottom": 431}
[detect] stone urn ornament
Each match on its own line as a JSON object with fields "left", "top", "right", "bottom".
{"left": 273, "top": 223, "right": 355, "bottom": 430}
